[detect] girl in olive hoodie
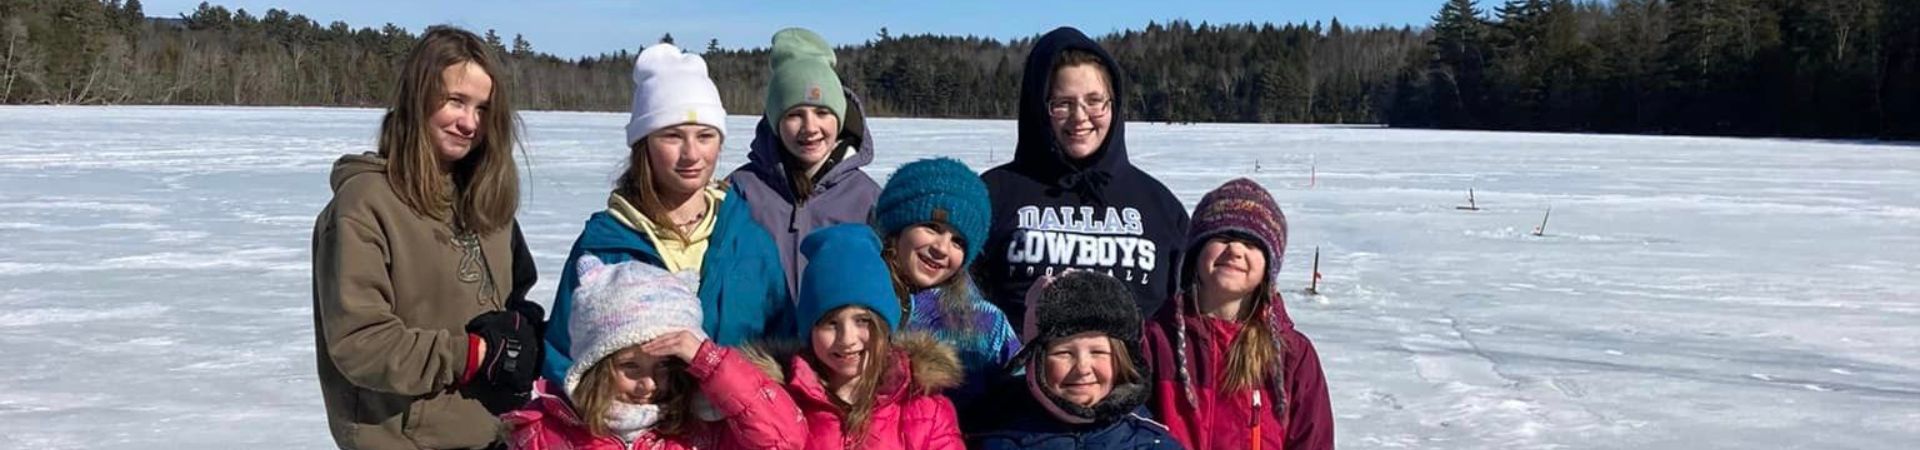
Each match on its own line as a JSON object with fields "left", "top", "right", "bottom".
{"left": 312, "top": 27, "right": 544, "bottom": 450}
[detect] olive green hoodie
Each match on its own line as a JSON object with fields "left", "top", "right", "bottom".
{"left": 311, "top": 153, "right": 514, "bottom": 449}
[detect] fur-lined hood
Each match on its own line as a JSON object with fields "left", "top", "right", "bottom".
{"left": 741, "top": 331, "right": 963, "bottom": 405}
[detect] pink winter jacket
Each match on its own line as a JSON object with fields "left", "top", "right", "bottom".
{"left": 502, "top": 341, "right": 806, "bottom": 450}
{"left": 744, "top": 332, "right": 965, "bottom": 450}
{"left": 1144, "top": 293, "right": 1334, "bottom": 450}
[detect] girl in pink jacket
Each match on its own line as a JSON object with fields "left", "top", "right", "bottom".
{"left": 503, "top": 255, "right": 805, "bottom": 450}
{"left": 744, "top": 224, "right": 966, "bottom": 450}
{"left": 1143, "top": 178, "right": 1335, "bottom": 450}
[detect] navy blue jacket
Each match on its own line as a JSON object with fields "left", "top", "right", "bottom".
{"left": 966, "top": 382, "right": 1183, "bottom": 450}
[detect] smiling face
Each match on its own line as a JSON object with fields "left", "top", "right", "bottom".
{"left": 778, "top": 105, "right": 840, "bottom": 172}
{"left": 642, "top": 124, "right": 722, "bottom": 198}
{"left": 888, "top": 223, "right": 964, "bottom": 291}
{"left": 1195, "top": 236, "right": 1268, "bottom": 302}
{"left": 1041, "top": 332, "right": 1117, "bottom": 408}
{"left": 606, "top": 346, "right": 670, "bottom": 405}
{"left": 427, "top": 61, "right": 493, "bottom": 166}
{"left": 1047, "top": 63, "right": 1113, "bottom": 161}
{"left": 810, "top": 306, "right": 882, "bottom": 386}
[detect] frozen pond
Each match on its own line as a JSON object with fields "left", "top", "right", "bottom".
{"left": 1, "top": 106, "right": 1916, "bottom": 448}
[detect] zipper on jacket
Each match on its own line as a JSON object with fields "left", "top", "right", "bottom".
{"left": 1250, "top": 390, "right": 1264, "bottom": 450}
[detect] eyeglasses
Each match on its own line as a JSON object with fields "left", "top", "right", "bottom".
{"left": 1048, "top": 97, "right": 1112, "bottom": 118}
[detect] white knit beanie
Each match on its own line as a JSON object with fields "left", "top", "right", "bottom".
{"left": 626, "top": 43, "right": 729, "bottom": 147}
{"left": 563, "top": 254, "right": 708, "bottom": 399}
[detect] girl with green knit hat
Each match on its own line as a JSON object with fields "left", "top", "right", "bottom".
{"left": 725, "top": 27, "right": 883, "bottom": 299}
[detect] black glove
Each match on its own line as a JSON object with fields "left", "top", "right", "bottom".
{"left": 506, "top": 300, "right": 548, "bottom": 342}
{"left": 464, "top": 310, "right": 541, "bottom": 392}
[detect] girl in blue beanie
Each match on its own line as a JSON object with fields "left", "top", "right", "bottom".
{"left": 743, "top": 224, "right": 966, "bottom": 450}
{"left": 872, "top": 158, "right": 1020, "bottom": 412}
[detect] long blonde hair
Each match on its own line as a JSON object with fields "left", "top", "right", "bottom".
{"left": 378, "top": 26, "right": 520, "bottom": 235}
{"left": 1218, "top": 277, "right": 1279, "bottom": 393}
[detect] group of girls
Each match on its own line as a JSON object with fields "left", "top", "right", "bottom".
{"left": 312, "top": 24, "right": 1332, "bottom": 450}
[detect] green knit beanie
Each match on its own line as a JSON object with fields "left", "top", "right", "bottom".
{"left": 764, "top": 28, "right": 847, "bottom": 129}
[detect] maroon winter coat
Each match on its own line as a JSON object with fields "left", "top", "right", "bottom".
{"left": 1144, "top": 292, "right": 1334, "bottom": 450}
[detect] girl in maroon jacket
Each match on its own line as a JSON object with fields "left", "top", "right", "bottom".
{"left": 1144, "top": 178, "right": 1334, "bottom": 450}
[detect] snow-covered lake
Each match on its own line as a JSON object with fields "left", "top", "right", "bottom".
{"left": 2, "top": 106, "right": 1915, "bottom": 449}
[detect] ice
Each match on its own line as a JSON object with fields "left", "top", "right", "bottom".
{"left": 2, "top": 105, "right": 1916, "bottom": 448}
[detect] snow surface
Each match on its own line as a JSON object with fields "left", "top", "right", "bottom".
{"left": 1, "top": 105, "right": 1916, "bottom": 448}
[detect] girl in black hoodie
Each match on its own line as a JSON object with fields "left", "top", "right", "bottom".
{"left": 976, "top": 26, "right": 1190, "bottom": 329}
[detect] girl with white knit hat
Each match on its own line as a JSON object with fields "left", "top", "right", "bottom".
{"left": 541, "top": 43, "right": 795, "bottom": 384}
{"left": 504, "top": 255, "right": 804, "bottom": 449}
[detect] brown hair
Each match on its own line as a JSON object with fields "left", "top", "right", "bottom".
{"left": 573, "top": 352, "right": 699, "bottom": 438}
{"left": 882, "top": 222, "right": 977, "bottom": 334}
{"left": 614, "top": 136, "right": 723, "bottom": 243}
{"left": 377, "top": 26, "right": 519, "bottom": 234}
{"left": 1106, "top": 336, "right": 1143, "bottom": 386}
{"left": 780, "top": 139, "right": 846, "bottom": 204}
{"left": 1051, "top": 49, "right": 1111, "bottom": 91}
{"left": 806, "top": 306, "right": 894, "bottom": 442}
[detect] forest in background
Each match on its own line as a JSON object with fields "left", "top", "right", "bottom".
{"left": 3, "top": 0, "right": 1916, "bottom": 139}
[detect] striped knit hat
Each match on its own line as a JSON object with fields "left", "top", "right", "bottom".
{"left": 1183, "top": 177, "right": 1289, "bottom": 284}
{"left": 1171, "top": 177, "right": 1292, "bottom": 421}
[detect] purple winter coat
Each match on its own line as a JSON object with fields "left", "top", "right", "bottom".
{"left": 724, "top": 90, "right": 880, "bottom": 298}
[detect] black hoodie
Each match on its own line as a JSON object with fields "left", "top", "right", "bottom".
{"left": 975, "top": 27, "right": 1189, "bottom": 329}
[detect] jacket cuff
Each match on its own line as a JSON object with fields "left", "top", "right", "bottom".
{"left": 686, "top": 340, "right": 725, "bottom": 379}
{"left": 460, "top": 334, "right": 483, "bottom": 387}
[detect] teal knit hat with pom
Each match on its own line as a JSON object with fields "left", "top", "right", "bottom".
{"left": 764, "top": 28, "right": 848, "bottom": 128}
{"left": 873, "top": 158, "right": 990, "bottom": 266}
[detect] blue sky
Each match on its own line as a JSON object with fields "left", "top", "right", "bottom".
{"left": 145, "top": 1, "right": 1442, "bottom": 58}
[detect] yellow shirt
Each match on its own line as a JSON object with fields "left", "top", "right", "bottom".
{"left": 606, "top": 187, "right": 725, "bottom": 273}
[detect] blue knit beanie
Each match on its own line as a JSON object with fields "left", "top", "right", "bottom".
{"left": 798, "top": 224, "right": 903, "bottom": 333}
{"left": 874, "top": 158, "right": 990, "bottom": 266}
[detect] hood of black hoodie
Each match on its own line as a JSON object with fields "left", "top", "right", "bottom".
{"left": 1011, "top": 27, "right": 1130, "bottom": 180}
{"left": 743, "top": 88, "right": 877, "bottom": 199}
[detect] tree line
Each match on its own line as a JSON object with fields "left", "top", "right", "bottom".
{"left": 2, "top": 0, "right": 1915, "bottom": 139}
{"left": 1397, "top": 0, "right": 1920, "bottom": 138}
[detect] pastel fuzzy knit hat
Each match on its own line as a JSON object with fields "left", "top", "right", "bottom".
{"left": 563, "top": 254, "right": 707, "bottom": 398}
{"left": 763, "top": 28, "right": 847, "bottom": 128}
{"left": 1183, "top": 177, "right": 1289, "bottom": 285}
{"left": 873, "top": 158, "right": 991, "bottom": 266}
{"left": 797, "top": 224, "right": 903, "bottom": 333}
{"left": 627, "top": 43, "right": 728, "bottom": 147}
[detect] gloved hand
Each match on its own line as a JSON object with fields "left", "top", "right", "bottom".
{"left": 505, "top": 300, "right": 548, "bottom": 341}
{"left": 462, "top": 310, "right": 541, "bottom": 392}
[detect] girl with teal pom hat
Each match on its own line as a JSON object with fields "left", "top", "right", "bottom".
{"left": 872, "top": 157, "right": 1020, "bottom": 412}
